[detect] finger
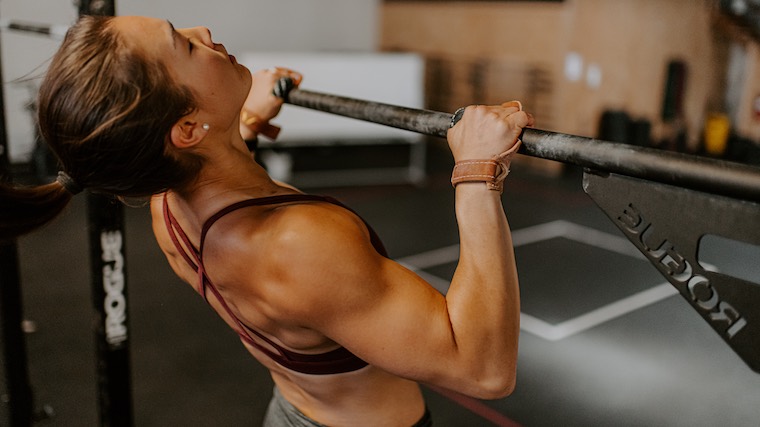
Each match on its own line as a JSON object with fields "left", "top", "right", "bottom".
{"left": 287, "top": 70, "right": 303, "bottom": 86}
{"left": 449, "top": 104, "right": 481, "bottom": 130}
{"left": 507, "top": 110, "right": 533, "bottom": 129}
{"left": 489, "top": 103, "right": 522, "bottom": 119}
{"left": 501, "top": 100, "right": 522, "bottom": 111}
{"left": 525, "top": 112, "right": 535, "bottom": 127}
{"left": 269, "top": 67, "right": 303, "bottom": 86}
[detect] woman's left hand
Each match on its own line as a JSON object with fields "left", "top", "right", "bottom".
{"left": 240, "top": 67, "right": 302, "bottom": 140}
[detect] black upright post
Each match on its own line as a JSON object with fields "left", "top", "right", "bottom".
{"left": 0, "top": 246, "right": 32, "bottom": 427}
{"left": 77, "top": 0, "right": 116, "bottom": 17}
{"left": 0, "top": 15, "right": 34, "bottom": 427}
{"left": 86, "top": 197, "right": 132, "bottom": 427}
{"left": 77, "top": 1, "right": 133, "bottom": 426}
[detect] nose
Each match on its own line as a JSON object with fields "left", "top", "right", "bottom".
{"left": 185, "top": 26, "right": 214, "bottom": 49}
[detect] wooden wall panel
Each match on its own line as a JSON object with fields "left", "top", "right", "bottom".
{"left": 380, "top": 0, "right": 751, "bottom": 152}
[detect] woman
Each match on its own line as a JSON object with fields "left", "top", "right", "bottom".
{"left": 1, "top": 15, "right": 533, "bottom": 426}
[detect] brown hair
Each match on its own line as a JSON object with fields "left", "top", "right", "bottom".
{"left": 0, "top": 15, "right": 201, "bottom": 240}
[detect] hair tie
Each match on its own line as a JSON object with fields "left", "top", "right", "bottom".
{"left": 56, "top": 171, "right": 83, "bottom": 195}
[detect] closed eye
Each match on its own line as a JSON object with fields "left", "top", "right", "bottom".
{"left": 167, "top": 20, "right": 194, "bottom": 55}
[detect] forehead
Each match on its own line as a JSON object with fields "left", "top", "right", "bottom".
{"left": 109, "top": 16, "right": 171, "bottom": 55}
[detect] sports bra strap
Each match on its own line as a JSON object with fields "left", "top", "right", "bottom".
{"left": 199, "top": 194, "right": 388, "bottom": 258}
{"left": 163, "top": 194, "right": 200, "bottom": 270}
{"left": 162, "top": 192, "right": 377, "bottom": 375}
{"left": 163, "top": 194, "right": 207, "bottom": 298}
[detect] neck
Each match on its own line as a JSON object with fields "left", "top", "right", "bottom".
{"left": 171, "top": 136, "right": 296, "bottom": 217}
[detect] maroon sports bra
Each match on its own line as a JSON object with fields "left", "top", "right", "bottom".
{"left": 162, "top": 193, "right": 387, "bottom": 375}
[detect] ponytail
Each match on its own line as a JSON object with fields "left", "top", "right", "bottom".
{"left": 0, "top": 180, "right": 73, "bottom": 240}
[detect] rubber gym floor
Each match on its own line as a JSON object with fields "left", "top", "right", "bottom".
{"left": 2, "top": 141, "right": 760, "bottom": 426}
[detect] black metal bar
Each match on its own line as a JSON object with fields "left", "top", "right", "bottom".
{"left": 282, "top": 87, "right": 453, "bottom": 138}
{"left": 87, "top": 196, "right": 133, "bottom": 427}
{"left": 77, "top": 0, "right": 116, "bottom": 17}
{"left": 277, "top": 84, "right": 760, "bottom": 203}
{"left": 7, "top": 22, "right": 51, "bottom": 36}
{"left": 79, "top": 2, "right": 134, "bottom": 426}
{"left": 519, "top": 129, "right": 760, "bottom": 203}
{"left": 2, "top": 21, "right": 66, "bottom": 38}
{"left": 0, "top": 15, "right": 34, "bottom": 427}
{"left": 0, "top": 243, "right": 33, "bottom": 427}
{"left": 585, "top": 171, "right": 760, "bottom": 373}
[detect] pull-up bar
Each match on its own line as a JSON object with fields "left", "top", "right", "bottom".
{"left": 274, "top": 78, "right": 760, "bottom": 373}
{"left": 274, "top": 78, "right": 760, "bottom": 203}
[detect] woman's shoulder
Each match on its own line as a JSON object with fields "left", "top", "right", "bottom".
{"left": 206, "top": 197, "right": 380, "bottom": 309}
{"left": 253, "top": 198, "right": 367, "bottom": 252}
{"left": 209, "top": 196, "right": 370, "bottom": 261}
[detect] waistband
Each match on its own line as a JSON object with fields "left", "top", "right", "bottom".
{"left": 263, "top": 387, "right": 432, "bottom": 427}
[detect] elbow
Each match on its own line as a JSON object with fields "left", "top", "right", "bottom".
{"left": 472, "top": 348, "right": 519, "bottom": 399}
{"left": 430, "top": 358, "right": 517, "bottom": 399}
{"left": 473, "top": 370, "right": 517, "bottom": 400}
{"left": 460, "top": 363, "right": 517, "bottom": 400}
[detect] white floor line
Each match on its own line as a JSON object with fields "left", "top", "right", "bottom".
{"left": 395, "top": 220, "right": 684, "bottom": 341}
{"left": 519, "top": 313, "right": 560, "bottom": 340}
{"left": 510, "top": 220, "right": 571, "bottom": 247}
{"left": 395, "top": 220, "right": 628, "bottom": 269}
{"left": 520, "top": 282, "right": 679, "bottom": 341}
{"left": 396, "top": 245, "right": 459, "bottom": 270}
{"left": 560, "top": 222, "right": 645, "bottom": 259}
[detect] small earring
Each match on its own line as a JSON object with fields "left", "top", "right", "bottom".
{"left": 202, "top": 123, "right": 210, "bottom": 131}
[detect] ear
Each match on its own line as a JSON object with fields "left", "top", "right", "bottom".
{"left": 170, "top": 117, "right": 207, "bottom": 149}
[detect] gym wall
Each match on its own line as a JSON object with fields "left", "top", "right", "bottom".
{"left": 380, "top": 0, "right": 760, "bottom": 152}
{"left": 0, "top": 0, "right": 381, "bottom": 162}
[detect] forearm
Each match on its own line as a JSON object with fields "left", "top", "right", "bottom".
{"left": 444, "top": 183, "right": 520, "bottom": 393}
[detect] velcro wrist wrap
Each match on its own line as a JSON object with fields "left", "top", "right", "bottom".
{"left": 241, "top": 110, "right": 281, "bottom": 141}
{"left": 451, "top": 139, "right": 522, "bottom": 193}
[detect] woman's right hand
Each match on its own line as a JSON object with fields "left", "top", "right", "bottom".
{"left": 446, "top": 102, "right": 534, "bottom": 162}
{"left": 240, "top": 67, "right": 303, "bottom": 141}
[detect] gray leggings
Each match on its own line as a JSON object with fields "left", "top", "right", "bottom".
{"left": 262, "top": 387, "right": 432, "bottom": 427}
{"left": 263, "top": 387, "right": 327, "bottom": 427}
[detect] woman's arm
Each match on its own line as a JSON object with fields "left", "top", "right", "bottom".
{"left": 234, "top": 103, "right": 532, "bottom": 399}
{"left": 239, "top": 68, "right": 301, "bottom": 141}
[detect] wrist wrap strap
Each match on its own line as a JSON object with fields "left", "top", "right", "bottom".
{"left": 241, "top": 110, "right": 281, "bottom": 140}
{"left": 451, "top": 139, "right": 522, "bottom": 193}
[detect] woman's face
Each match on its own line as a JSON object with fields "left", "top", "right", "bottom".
{"left": 110, "top": 16, "right": 251, "bottom": 126}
